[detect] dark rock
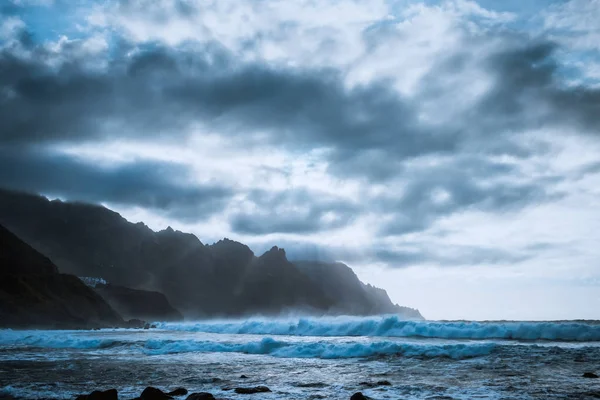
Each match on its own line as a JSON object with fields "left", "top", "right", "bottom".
{"left": 76, "top": 389, "right": 118, "bottom": 400}
{"left": 583, "top": 372, "right": 599, "bottom": 378}
{"left": 360, "top": 381, "right": 392, "bottom": 387}
{"left": 143, "top": 323, "right": 150, "bottom": 330}
{"left": 185, "top": 393, "right": 214, "bottom": 400}
{"left": 167, "top": 389, "right": 188, "bottom": 396}
{"left": 296, "top": 382, "right": 328, "bottom": 388}
{"left": 126, "top": 319, "right": 145, "bottom": 329}
{"left": 360, "top": 380, "right": 391, "bottom": 387}
{"left": 0, "top": 393, "right": 15, "bottom": 400}
{"left": 350, "top": 393, "right": 371, "bottom": 400}
{"left": 0, "top": 189, "right": 422, "bottom": 319}
{"left": 0, "top": 223, "right": 123, "bottom": 329}
{"left": 234, "top": 386, "right": 271, "bottom": 394}
{"left": 140, "top": 387, "right": 172, "bottom": 400}
{"left": 580, "top": 391, "right": 600, "bottom": 398}
{"left": 151, "top": 324, "right": 157, "bottom": 328}
{"left": 240, "top": 375, "right": 248, "bottom": 379}
{"left": 295, "top": 260, "right": 424, "bottom": 318}
{"left": 95, "top": 283, "right": 183, "bottom": 322}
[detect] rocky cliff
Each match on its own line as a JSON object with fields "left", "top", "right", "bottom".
{"left": 0, "top": 223, "right": 124, "bottom": 329}
{"left": 0, "top": 188, "right": 423, "bottom": 319}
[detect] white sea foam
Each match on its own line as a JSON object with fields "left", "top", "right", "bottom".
{"left": 0, "top": 331, "right": 496, "bottom": 359}
{"left": 143, "top": 337, "right": 497, "bottom": 359}
{"left": 156, "top": 316, "right": 600, "bottom": 341}
{"left": 0, "top": 330, "right": 121, "bottom": 349}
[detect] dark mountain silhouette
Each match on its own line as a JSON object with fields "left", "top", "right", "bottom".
{"left": 0, "top": 188, "right": 423, "bottom": 319}
{"left": 295, "top": 261, "right": 422, "bottom": 318}
{"left": 0, "top": 223, "right": 124, "bottom": 329}
{"left": 94, "top": 283, "right": 183, "bottom": 322}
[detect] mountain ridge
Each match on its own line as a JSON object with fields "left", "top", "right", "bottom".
{"left": 0, "top": 188, "right": 423, "bottom": 320}
{"left": 0, "top": 223, "right": 125, "bottom": 329}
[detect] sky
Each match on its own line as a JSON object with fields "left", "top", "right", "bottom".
{"left": 1, "top": 0, "right": 600, "bottom": 321}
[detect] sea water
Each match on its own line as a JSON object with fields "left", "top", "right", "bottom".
{"left": 1, "top": 316, "right": 600, "bottom": 399}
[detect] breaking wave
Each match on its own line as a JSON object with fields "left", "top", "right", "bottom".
{"left": 141, "top": 337, "right": 495, "bottom": 359}
{"left": 156, "top": 316, "right": 600, "bottom": 341}
{"left": 0, "top": 331, "right": 121, "bottom": 349}
{"left": 0, "top": 332, "right": 495, "bottom": 360}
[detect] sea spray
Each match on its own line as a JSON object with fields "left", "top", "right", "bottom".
{"left": 156, "top": 316, "right": 600, "bottom": 341}
{"left": 142, "top": 337, "right": 496, "bottom": 359}
{"left": 0, "top": 331, "right": 496, "bottom": 359}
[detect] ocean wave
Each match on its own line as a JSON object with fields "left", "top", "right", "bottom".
{"left": 0, "top": 331, "right": 123, "bottom": 349}
{"left": 142, "top": 337, "right": 495, "bottom": 359}
{"left": 0, "top": 332, "right": 495, "bottom": 359}
{"left": 156, "top": 316, "right": 600, "bottom": 341}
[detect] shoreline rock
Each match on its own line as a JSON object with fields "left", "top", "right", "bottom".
{"left": 234, "top": 386, "right": 271, "bottom": 394}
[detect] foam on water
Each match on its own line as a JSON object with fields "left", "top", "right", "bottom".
{"left": 142, "top": 337, "right": 496, "bottom": 359}
{"left": 0, "top": 331, "right": 496, "bottom": 359}
{"left": 156, "top": 316, "right": 600, "bottom": 341}
{"left": 0, "top": 330, "right": 121, "bottom": 349}
{"left": 2, "top": 318, "right": 600, "bottom": 400}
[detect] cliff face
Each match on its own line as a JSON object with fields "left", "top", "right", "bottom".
{"left": 94, "top": 284, "right": 184, "bottom": 322}
{"left": 294, "top": 261, "right": 423, "bottom": 319}
{"left": 0, "top": 189, "right": 423, "bottom": 319}
{"left": 0, "top": 223, "right": 124, "bottom": 329}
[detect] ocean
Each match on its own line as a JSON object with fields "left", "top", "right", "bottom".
{"left": 1, "top": 316, "right": 600, "bottom": 399}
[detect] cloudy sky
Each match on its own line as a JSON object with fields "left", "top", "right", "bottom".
{"left": 2, "top": 0, "right": 600, "bottom": 320}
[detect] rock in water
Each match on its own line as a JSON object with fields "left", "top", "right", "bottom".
{"left": 359, "top": 381, "right": 391, "bottom": 387}
{"left": 140, "top": 387, "right": 173, "bottom": 400}
{"left": 185, "top": 394, "right": 215, "bottom": 400}
{"left": 167, "top": 389, "right": 188, "bottom": 396}
{"left": 350, "top": 393, "right": 371, "bottom": 400}
{"left": 76, "top": 389, "right": 118, "bottom": 400}
{"left": 583, "top": 372, "right": 599, "bottom": 378}
{"left": 234, "top": 386, "right": 271, "bottom": 394}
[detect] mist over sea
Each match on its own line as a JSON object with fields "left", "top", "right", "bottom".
{"left": 2, "top": 316, "right": 600, "bottom": 400}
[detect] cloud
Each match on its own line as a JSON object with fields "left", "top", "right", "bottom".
{"left": 0, "top": 145, "right": 233, "bottom": 220}
{"left": 474, "top": 41, "right": 600, "bottom": 134}
{"left": 0, "top": 38, "right": 457, "bottom": 162}
{"left": 374, "top": 156, "right": 564, "bottom": 236}
{"left": 229, "top": 189, "right": 360, "bottom": 234}
{"left": 543, "top": 0, "right": 600, "bottom": 52}
{"left": 249, "top": 238, "right": 533, "bottom": 268}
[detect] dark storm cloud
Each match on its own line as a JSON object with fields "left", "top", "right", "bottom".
{"left": 371, "top": 246, "right": 532, "bottom": 267}
{"left": 473, "top": 41, "right": 600, "bottom": 134}
{"left": 376, "top": 158, "right": 564, "bottom": 236}
{"left": 0, "top": 32, "right": 457, "bottom": 159}
{"left": 0, "top": 146, "right": 232, "bottom": 220}
{"left": 229, "top": 189, "right": 360, "bottom": 234}
{"left": 1, "top": 16, "right": 598, "bottom": 234}
{"left": 2, "top": 29, "right": 598, "bottom": 170}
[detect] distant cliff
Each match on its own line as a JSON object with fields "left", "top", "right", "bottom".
{"left": 94, "top": 283, "right": 183, "bottom": 322}
{"left": 0, "top": 223, "right": 124, "bottom": 329}
{"left": 0, "top": 188, "right": 423, "bottom": 319}
{"left": 294, "top": 261, "right": 423, "bottom": 318}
